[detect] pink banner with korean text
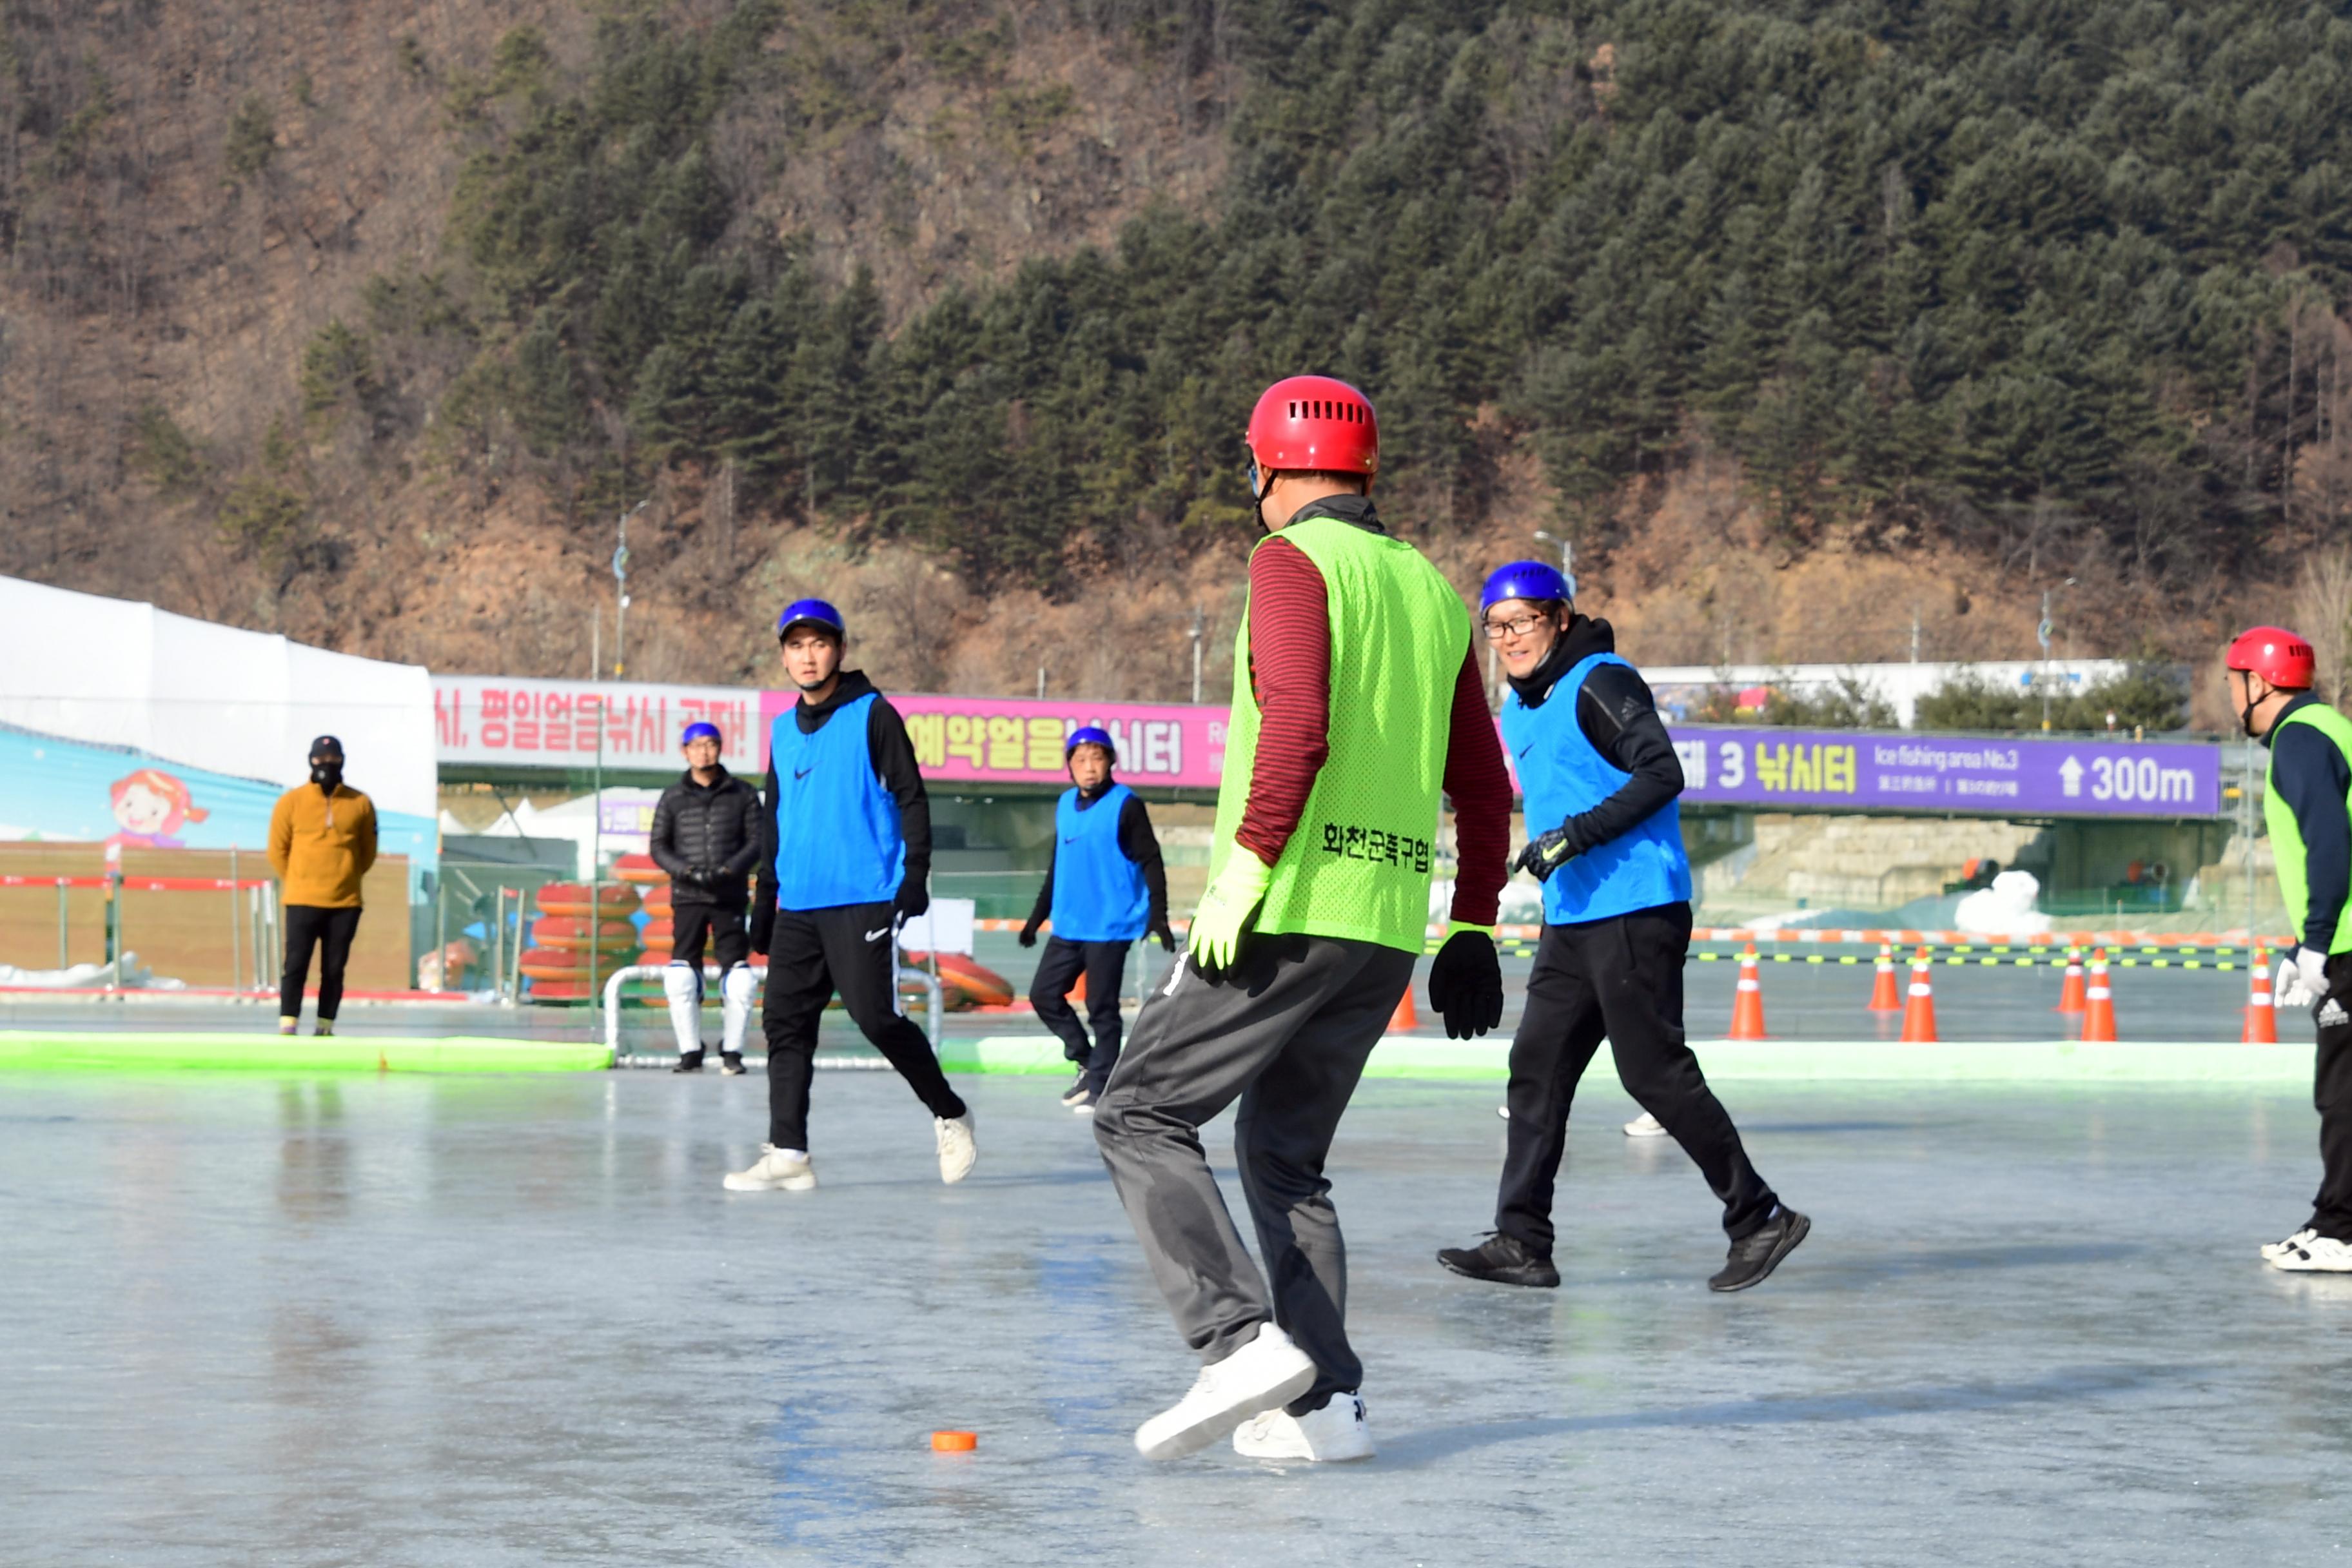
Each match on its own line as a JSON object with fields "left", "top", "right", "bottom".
{"left": 756, "top": 690, "right": 1228, "bottom": 788}
{"left": 435, "top": 676, "right": 763, "bottom": 773}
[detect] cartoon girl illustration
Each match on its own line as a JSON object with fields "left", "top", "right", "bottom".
{"left": 106, "top": 768, "right": 209, "bottom": 854}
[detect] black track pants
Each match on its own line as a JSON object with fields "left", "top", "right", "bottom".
{"left": 1028, "top": 936, "right": 1130, "bottom": 1091}
{"left": 1094, "top": 933, "right": 1414, "bottom": 1409}
{"left": 280, "top": 905, "right": 362, "bottom": 1022}
{"left": 760, "top": 902, "right": 966, "bottom": 1151}
{"left": 1496, "top": 902, "right": 1778, "bottom": 1250}
{"left": 2309, "top": 954, "right": 2352, "bottom": 1237}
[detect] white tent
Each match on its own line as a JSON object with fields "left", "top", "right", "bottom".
{"left": 0, "top": 576, "right": 436, "bottom": 821}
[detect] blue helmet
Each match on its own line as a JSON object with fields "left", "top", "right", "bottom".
{"left": 776, "top": 598, "right": 846, "bottom": 642}
{"left": 1065, "top": 725, "right": 1116, "bottom": 763}
{"left": 680, "top": 721, "right": 722, "bottom": 749}
{"left": 1480, "top": 560, "right": 1574, "bottom": 613}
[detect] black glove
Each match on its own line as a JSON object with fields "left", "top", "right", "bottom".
{"left": 747, "top": 895, "right": 774, "bottom": 957}
{"left": 1426, "top": 927, "right": 1505, "bottom": 1040}
{"left": 1513, "top": 828, "right": 1576, "bottom": 883}
{"left": 894, "top": 877, "right": 929, "bottom": 922}
{"left": 1150, "top": 918, "right": 1177, "bottom": 954}
{"left": 1018, "top": 921, "right": 1040, "bottom": 948}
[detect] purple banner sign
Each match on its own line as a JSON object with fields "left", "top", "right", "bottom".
{"left": 1665, "top": 727, "right": 2223, "bottom": 817}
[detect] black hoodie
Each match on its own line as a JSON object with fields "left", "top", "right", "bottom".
{"left": 758, "top": 670, "right": 931, "bottom": 905}
{"left": 1508, "top": 614, "right": 1685, "bottom": 858}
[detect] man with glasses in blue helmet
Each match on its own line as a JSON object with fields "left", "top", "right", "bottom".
{"left": 649, "top": 721, "right": 763, "bottom": 1073}
{"left": 1436, "top": 562, "right": 1807, "bottom": 1295}
{"left": 724, "top": 599, "right": 976, "bottom": 1193}
{"left": 1093, "top": 375, "right": 1513, "bottom": 1465}
{"left": 1019, "top": 725, "right": 1176, "bottom": 1112}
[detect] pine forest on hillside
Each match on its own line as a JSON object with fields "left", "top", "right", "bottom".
{"left": 6, "top": 1, "right": 2352, "bottom": 691}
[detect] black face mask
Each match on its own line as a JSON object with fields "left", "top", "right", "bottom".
{"left": 311, "top": 761, "right": 343, "bottom": 792}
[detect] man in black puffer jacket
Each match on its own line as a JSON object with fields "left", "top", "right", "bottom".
{"left": 649, "top": 721, "right": 764, "bottom": 1073}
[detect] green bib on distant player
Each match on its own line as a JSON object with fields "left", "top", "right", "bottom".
{"left": 1208, "top": 514, "right": 1470, "bottom": 954}
{"left": 2266, "top": 701, "right": 2352, "bottom": 956}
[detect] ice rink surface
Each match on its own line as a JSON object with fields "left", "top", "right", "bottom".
{"left": 6, "top": 1063, "right": 2349, "bottom": 1565}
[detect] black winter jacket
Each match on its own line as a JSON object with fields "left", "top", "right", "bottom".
{"left": 651, "top": 765, "right": 763, "bottom": 906}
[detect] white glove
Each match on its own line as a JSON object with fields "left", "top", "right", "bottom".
{"left": 2278, "top": 949, "right": 2326, "bottom": 1010}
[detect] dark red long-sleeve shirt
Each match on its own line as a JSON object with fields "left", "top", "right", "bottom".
{"left": 1234, "top": 525, "right": 1511, "bottom": 928}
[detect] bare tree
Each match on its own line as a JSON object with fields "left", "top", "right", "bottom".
{"left": 2291, "top": 545, "right": 2352, "bottom": 710}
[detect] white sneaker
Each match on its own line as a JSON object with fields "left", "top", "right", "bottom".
{"left": 2262, "top": 1227, "right": 2319, "bottom": 1262}
{"left": 2271, "top": 1234, "right": 2352, "bottom": 1272}
{"left": 1134, "top": 1322, "right": 1317, "bottom": 1461}
{"left": 1233, "top": 1391, "right": 1375, "bottom": 1462}
{"left": 722, "top": 1145, "right": 817, "bottom": 1192}
{"left": 936, "top": 1113, "right": 977, "bottom": 1184}
{"left": 1624, "top": 1111, "right": 1667, "bottom": 1137}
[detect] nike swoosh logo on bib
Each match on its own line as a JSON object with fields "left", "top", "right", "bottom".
{"left": 864, "top": 927, "right": 890, "bottom": 942}
{"left": 793, "top": 765, "right": 813, "bottom": 779}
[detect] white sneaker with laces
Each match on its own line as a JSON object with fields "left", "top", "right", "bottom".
{"left": 723, "top": 1145, "right": 816, "bottom": 1192}
{"left": 1623, "top": 1111, "right": 1667, "bottom": 1137}
{"left": 936, "top": 1113, "right": 977, "bottom": 1184}
{"left": 2263, "top": 1227, "right": 2319, "bottom": 1262}
{"left": 1135, "top": 1322, "right": 1317, "bottom": 1461}
{"left": 2271, "top": 1234, "right": 2352, "bottom": 1272}
{"left": 1233, "top": 1391, "right": 1375, "bottom": 1462}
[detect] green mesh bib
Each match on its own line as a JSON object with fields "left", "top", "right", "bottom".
{"left": 1209, "top": 514, "right": 1471, "bottom": 953}
{"left": 2266, "top": 701, "right": 2352, "bottom": 954}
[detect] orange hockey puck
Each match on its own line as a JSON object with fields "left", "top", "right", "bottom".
{"left": 930, "top": 1431, "right": 977, "bottom": 1452}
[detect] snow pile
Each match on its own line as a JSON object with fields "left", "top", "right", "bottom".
{"left": 0, "top": 952, "right": 186, "bottom": 989}
{"left": 1953, "top": 870, "right": 2049, "bottom": 936}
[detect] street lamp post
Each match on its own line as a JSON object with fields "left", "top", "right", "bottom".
{"left": 614, "top": 499, "right": 647, "bottom": 679}
{"left": 1532, "top": 530, "right": 1577, "bottom": 599}
{"left": 1188, "top": 607, "right": 1204, "bottom": 705}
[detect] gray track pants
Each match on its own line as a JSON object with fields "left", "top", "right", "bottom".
{"left": 1092, "top": 932, "right": 1415, "bottom": 1407}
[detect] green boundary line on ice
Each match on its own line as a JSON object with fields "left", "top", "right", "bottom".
{"left": 946, "top": 1035, "right": 2310, "bottom": 1084}
{"left": 0, "top": 1033, "right": 611, "bottom": 1074}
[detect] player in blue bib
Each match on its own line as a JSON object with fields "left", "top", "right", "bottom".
{"left": 721, "top": 599, "right": 975, "bottom": 1195}
{"left": 1436, "top": 562, "right": 1807, "bottom": 1295}
{"left": 1018, "top": 727, "right": 1174, "bottom": 1111}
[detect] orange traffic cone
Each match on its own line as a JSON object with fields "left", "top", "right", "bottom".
{"left": 1068, "top": 971, "right": 1086, "bottom": 1004}
{"left": 1387, "top": 988, "right": 1418, "bottom": 1034}
{"left": 2243, "top": 943, "right": 2277, "bottom": 1044}
{"left": 2054, "top": 945, "right": 2086, "bottom": 1014}
{"left": 1867, "top": 943, "right": 1901, "bottom": 1012}
{"left": 2081, "top": 948, "right": 2117, "bottom": 1042}
{"left": 1729, "top": 943, "right": 1769, "bottom": 1039}
{"left": 1899, "top": 946, "right": 1938, "bottom": 1043}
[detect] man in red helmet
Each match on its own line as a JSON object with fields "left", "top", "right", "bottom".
{"left": 2226, "top": 627, "right": 2352, "bottom": 1271}
{"left": 1092, "top": 375, "right": 1513, "bottom": 1464}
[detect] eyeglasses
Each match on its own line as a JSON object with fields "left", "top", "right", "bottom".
{"left": 1482, "top": 614, "right": 1550, "bottom": 642}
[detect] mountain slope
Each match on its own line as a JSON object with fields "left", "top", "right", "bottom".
{"left": 5, "top": 1, "right": 2348, "bottom": 696}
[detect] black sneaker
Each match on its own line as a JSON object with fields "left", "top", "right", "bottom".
{"left": 1059, "top": 1074, "right": 1090, "bottom": 1106}
{"left": 672, "top": 1050, "right": 705, "bottom": 1073}
{"left": 1436, "top": 1233, "right": 1560, "bottom": 1288}
{"left": 1709, "top": 1206, "right": 1810, "bottom": 1292}
{"left": 719, "top": 1051, "right": 746, "bottom": 1075}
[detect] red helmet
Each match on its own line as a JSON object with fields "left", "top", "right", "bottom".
{"left": 1246, "top": 375, "right": 1378, "bottom": 476}
{"left": 2225, "top": 625, "right": 2316, "bottom": 690}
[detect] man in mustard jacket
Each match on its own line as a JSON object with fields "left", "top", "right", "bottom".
{"left": 267, "top": 736, "right": 377, "bottom": 1035}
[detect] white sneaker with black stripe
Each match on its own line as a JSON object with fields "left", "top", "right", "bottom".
{"left": 2262, "top": 1227, "right": 2318, "bottom": 1263}
{"left": 2270, "top": 1233, "right": 2352, "bottom": 1272}
{"left": 1623, "top": 1111, "right": 1667, "bottom": 1137}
